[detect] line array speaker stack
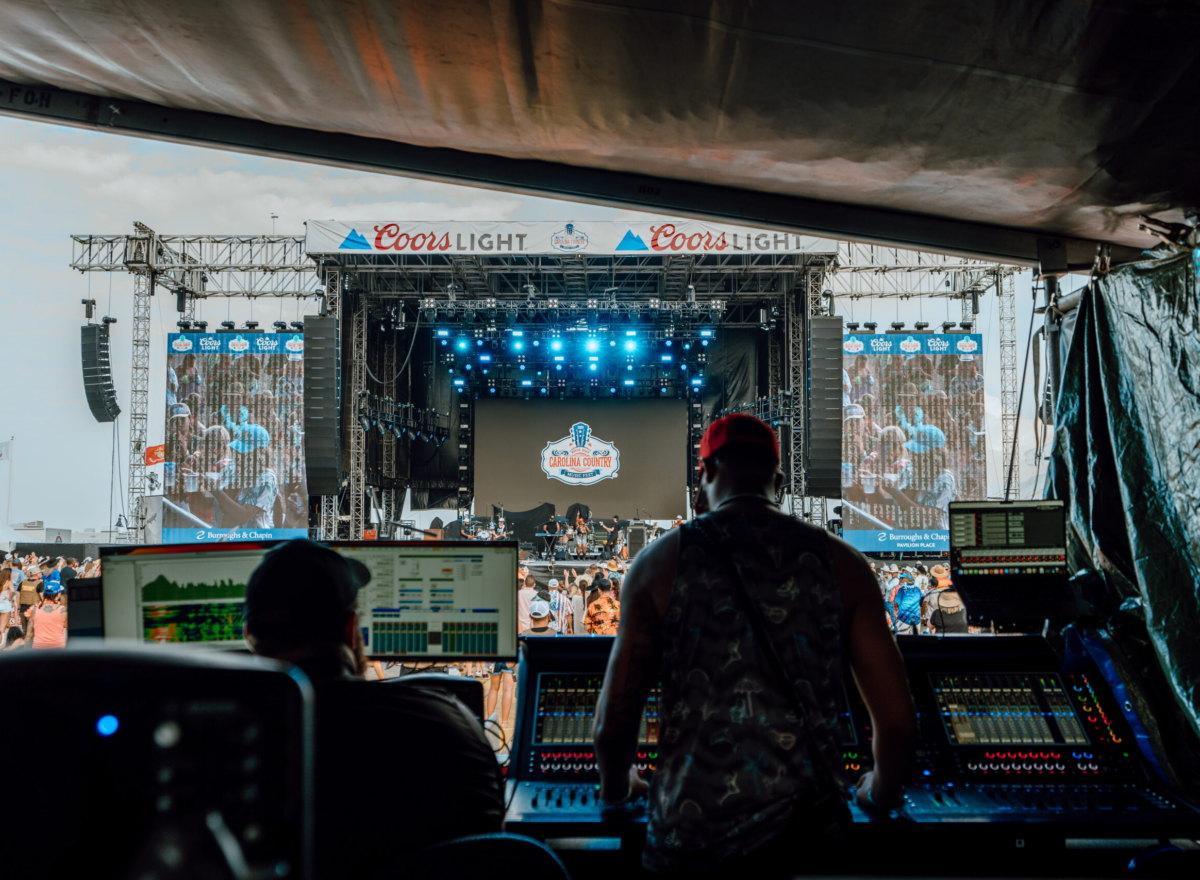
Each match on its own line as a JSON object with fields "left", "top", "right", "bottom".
{"left": 303, "top": 316, "right": 341, "bottom": 495}
{"left": 807, "top": 315, "right": 844, "bottom": 496}
{"left": 80, "top": 324, "right": 121, "bottom": 422}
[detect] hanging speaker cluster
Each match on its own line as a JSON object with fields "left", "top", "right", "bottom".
{"left": 81, "top": 322, "right": 121, "bottom": 423}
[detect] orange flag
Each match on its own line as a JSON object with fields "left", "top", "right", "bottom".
{"left": 144, "top": 444, "right": 165, "bottom": 466}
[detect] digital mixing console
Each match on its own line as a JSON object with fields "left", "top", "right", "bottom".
{"left": 506, "top": 635, "right": 1200, "bottom": 862}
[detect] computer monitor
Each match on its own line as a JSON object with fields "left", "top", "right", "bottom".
{"left": 947, "top": 500, "right": 1069, "bottom": 626}
{"left": 100, "top": 541, "right": 519, "bottom": 660}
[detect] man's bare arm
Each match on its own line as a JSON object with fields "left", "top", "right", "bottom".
{"left": 831, "top": 537, "right": 918, "bottom": 810}
{"left": 593, "top": 530, "right": 676, "bottom": 803}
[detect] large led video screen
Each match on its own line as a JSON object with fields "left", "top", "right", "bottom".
{"left": 162, "top": 333, "right": 309, "bottom": 542}
{"left": 474, "top": 400, "right": 688, "bottom": 521}
{"left": 840, "top": 333, "right": 986, "bottom": 552}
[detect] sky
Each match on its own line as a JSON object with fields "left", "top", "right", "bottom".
{"left": 0, "top": 115, "right": 1075, "bottom": 532}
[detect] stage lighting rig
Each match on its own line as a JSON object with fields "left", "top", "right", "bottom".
{"left": 890, "top": 322, "right": 905, "bottom": 332}
{"left": 915, "top": 321, "right": 930, "bottom": 331}
{"left": 176, "top": 320, "right": 191, "bottom": 332}
{"left": 194, "top": 321, "right": 208, "bottom": 331}
{"left": 863, "top": 322, "right": 877, "bottom": 333}
{"left": 273, "top": 321, "right": 288, "bottom": 332}
{"left": 960, "top": 321, "right": 974, "bottom": 331}
{"left": 245, "top": 321, "right": 259, "bottom": 331}
{"left": 290, "top": 321, "right": 304, "bottom": 331}
{"left": 220, "top": 321, "right": 236, "bottom": 331}
{"left": 846, "top": 322, "right": 860, "bottom": 331}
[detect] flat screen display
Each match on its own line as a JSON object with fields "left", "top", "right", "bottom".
{"left": 473, "top": 400, "right": 688, "bottom": 520}
{"left": 100, "top": 541, "right": 518, "bottom": 659}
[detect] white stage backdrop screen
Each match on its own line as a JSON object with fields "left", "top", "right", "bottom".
{"left": 474, "top": 400, "right": 688, "bottom": 520}
{"left": 841, "top": 333, "right": 987, "bottom": 552}
{"left": 163, "top": 332, "right": 309, "bottom": 542}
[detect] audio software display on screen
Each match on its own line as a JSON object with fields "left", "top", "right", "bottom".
{"left": 101, "top": 543, "right": 518, "bottom": 659}
{"left": 473, "top": 399, "right": 688, "bottom": 518}
{"left": 162, "top": 331, "right": 310, "bottom": 543}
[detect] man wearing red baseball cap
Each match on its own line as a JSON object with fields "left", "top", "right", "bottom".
{"left": 593, "top": 414, "right": 917, "bottom": 876}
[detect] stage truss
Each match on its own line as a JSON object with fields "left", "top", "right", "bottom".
{"left": 71, "top": 225, "right": 1021, "bottom": 540}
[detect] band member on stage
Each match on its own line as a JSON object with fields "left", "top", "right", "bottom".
{"left": 574, "top": 514, "right": 590, "bottom": 557}
{"left": 541, "top": 517, "right": 560, "bottom": 558}
{"left": 493, "top": 518, "right": 507, "bottom": 539}
{"left": 598, "top": 515, "right": 622, "bottom": 559}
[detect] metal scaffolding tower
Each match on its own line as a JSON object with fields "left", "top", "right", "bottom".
{"left": 348, "top": 297, "right": 369, "bottom": 539}
{"left": 997, "top": 269, "right": 1020, "bottom": 496}
{"left": 318, "top": 266, "right": 341, "bottom": 541}
{"left": 127, "top": 268, "right": 151, "bottom": 542}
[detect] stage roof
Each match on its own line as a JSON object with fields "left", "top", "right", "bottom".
{"left": 4, "top": 1, "right": 1198, "bottom": 267}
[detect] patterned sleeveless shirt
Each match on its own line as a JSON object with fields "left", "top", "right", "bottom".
{"left": 644, "top": 511, "right": 849, "bottom": 872}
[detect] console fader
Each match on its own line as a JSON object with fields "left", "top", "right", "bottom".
{"left": 506, "top": 636, "right": 1200, "bottom": 862}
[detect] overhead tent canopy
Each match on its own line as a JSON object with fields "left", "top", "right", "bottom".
{"left": 3, "top": 1, "right": 1200, "bottom": 266}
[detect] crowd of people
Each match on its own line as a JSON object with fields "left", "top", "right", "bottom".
{"left": 165, "top": 349, "right": 308, "bottom": 532}
{"left": 842, "top": 351, "right": 987, "bottom": 531}
{"left": 872, "top": 560, "right": 971, "bottom": 634}
{"left": 0, "top": 552, "right": 95, "bottom": 650}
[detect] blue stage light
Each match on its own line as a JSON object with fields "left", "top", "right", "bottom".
{"left": 624, "top": 340, "right": 637, "bottom": 353}
{"left": 585, "top": 338, "right": 600, "bottom": 353}
{"left": 665, "top": 340, "right": 673, "bottom": 347}
{"left": 589, "top": 364, "right": 597, "bottom": 371}
{"left": 512, "top": 330, "right": 524, "bottom": 336}
{"left": 626, "top": 364, "right": 633, "bottom": 371}
{"left": 519, "top": 364, "right": 525, "bottom": 371}
{"left": 661, "top": 355, "right": 672, "bottom": 362}
{"left": 609, "top": 387, "right": 617, "bottom": 394}
{"left": 489, "top": 388, "right": 496, "bottom": 394}
{"left": 521, "top": 380, "right": 533, "bottom": 386}
{"left": 453, "top": 379, "right": 465, "bottom": 386}
{"left": 691, "top": 378, "right": 702, "bottom": 386}
{"left": 440, "top": 340, "right": 448, "bottom": 346}
{"left": 701, "top": 340, "right": 709, "bottom": 347}
{"left": 624, "top": 380, "right": 635, "bottom": 386}
{"left": 661, "top": 387, "right": 667, "bottom": 393}
{"left": 550, "top": 339, "right": 563, "bottom": 351}
{"left": 476, "top": 339, "right": 484, "bottom": 346}
{"left": 680, "top": 363, "right": 688, "bottom": 370}
{"left": 553, "top": 356, "right": 564, "bottom": 362}
{"left": 700, "top": 329, "right": 713, "bottom": 337}
{"left": 683, "top": 342, "right": 691, "bottom": 350}
{"left": 464, "top": 364, "right": 472, "bottom": 371}
{"left": 97, "top": 715, "right": 119, "bottom": 736}
{"left": 533, "top": 340, "right": 540, "bottom": 347}
{"left": 514, "top": 341, "right": 524, "bottom": 351}
{"left": 540, "top": 388, "right": 547, "bottom": 394}
{"left": 480, "top": 354, "right": 491, "bottom": 362}
{"left": 457, "top": 340, "right": 468, "bottom": 350}
{"left": 436, "top": 329, "right": 449, "bottom": 337}
{"left": 556, "top": 365, "right": 562, "bottom": 371}
{"left": 609, "top": 340, "right": 616, "bottom": 347}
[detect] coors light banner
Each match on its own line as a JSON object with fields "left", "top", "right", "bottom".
{"left": 161, "top": 332, "right": 309, "bottom": 543}
{"left": 305, "top": 220, "right": 837, "bottom": 256}
{"left": 840, "top": 333, "right": 986, "bottom": 553}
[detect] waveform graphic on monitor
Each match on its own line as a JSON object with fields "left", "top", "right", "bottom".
{"left": 141, "top": 575, "right": 247, "bottom": 603}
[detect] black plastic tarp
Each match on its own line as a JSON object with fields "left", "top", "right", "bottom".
{"left": 1049, "top": 252, "right": 1200, "bottom": 756}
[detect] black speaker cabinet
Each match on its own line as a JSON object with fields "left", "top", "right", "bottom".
{"left": 80, "top": 324, "right": 121, "bottom": 422}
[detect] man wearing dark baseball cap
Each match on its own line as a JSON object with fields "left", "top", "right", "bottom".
{"left": 593, "top": 414, "right": 917, "bottom": 875}
{"left": 242, "top": 540, "right": 503, "bottom": 877}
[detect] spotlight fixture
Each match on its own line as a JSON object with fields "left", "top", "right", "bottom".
{"left": 960, "top": 321, "right": 974, "bottom": 331}
{"left": 941, "top": 321, "right": 957, "bottom": 333}
{"left": 245, "top": 321, "right": 259, "bottom": 331}
{"left": 846, "top": 322, "right": 860, "bottom": 332}
{"left": 890, "top": 322, "right": 905, "bottom": 332}
{"left": 220, "top": 321, "right": 236, "bottom": 330}
{"left": 915, "top": 321, "right": 930, "bottom": 331}
{"left": 273, "top": 321, "right": 288, "bottom": 332}
{"left": 358, "top": 414, "right": 373, "bottom": 434}
{"left": 863, "top": 322, "right": 878, "bottom": 333}
{"left": 290, "top": 321, "right": 304, "bottom": 331}
{"left": 176, "top": 321, "right": 191, "bottom": 332}
{"left": 194, "top": 320, "right": 208, "bottom": 331}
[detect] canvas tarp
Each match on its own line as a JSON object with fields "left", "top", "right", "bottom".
{"left": 1049, "top": 251, "right": 1200, "bottom": 780}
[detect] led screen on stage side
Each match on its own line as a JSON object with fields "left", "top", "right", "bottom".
{"left": 162, "top": 333, "right": 309, "bottom": 542}
{"left": 840, "top": 333, "right": 987, "bottom": 552}
{"left": 474, "top": 400, "right": 688, "bottom": 520}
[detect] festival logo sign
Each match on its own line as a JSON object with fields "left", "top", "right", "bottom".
{"left": 843, "top": 336, "right": 864, "bottom": 354}
{"left": 899, "top": 335, "right": 921, "bottom": 353}
{"left": 550, "top": 223, "right": 589, "bottom": 252}
{"left": 956, "top": 337, "right": 979, "bottom": 353}
{"left": 170, "top": 337, "right": 193, "bottom": 352}
{"left": 541, "top": 422, "right": 620, "bottom": 485}
{"left": 228, "top": 335, "right": 251, "bottom": 353}
{"left": 285, "top": 335, "right": 304, "bottom": 352}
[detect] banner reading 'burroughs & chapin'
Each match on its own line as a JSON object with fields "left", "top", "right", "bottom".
{"left": 162, "top": 333, "right": 308, "bottom": 543}
{"left": 840, "top": 333, "right": 986, "bottom": 552}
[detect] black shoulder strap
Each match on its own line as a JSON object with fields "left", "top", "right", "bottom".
{"left": 688, "top": 518, "right": 846, "bottom": 813}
